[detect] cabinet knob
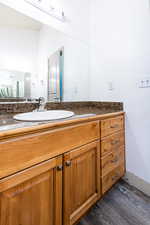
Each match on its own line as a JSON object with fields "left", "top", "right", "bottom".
{"left": 57, "top": 165, "right": 63, "bottom": 171}
{"left": 110, "top": 124, "right": 119, "bottom": 129}
{"left": 111, "top": 156, "right": 119, "bottom": 163}
{"left": 65, "top": 161, "right": 71, "bottom": 167}
{"left": 111, "top": 140, "right": 119, "bottom": 145}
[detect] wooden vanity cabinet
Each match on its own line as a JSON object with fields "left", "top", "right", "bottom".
{"left": 63, "top": 141, "right": 101, "bottom": 225}
{"left": 0, "top": 156, "right": 63, "bottom": 225}
{"left": 0, "top": 112, "right": 125, "bottom": 225}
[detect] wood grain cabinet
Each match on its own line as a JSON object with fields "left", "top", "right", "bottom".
{"left": 0, "top": 157, "right": 63, "bottom": 225}
{"left": 0, "top": 113, "right": 125, "bottom": 225}
{"left": 63, "top": 141, "right": 101, "bottom": 225}
{"left": 102, "top": 164, "right": 125, "bottom": 194}
{"left": 0, "top": 121, "right": 99, "bottom": 179}
{"left": 100, "top": 115, "right": 125, "bottom": 194}
{"left": 101, "top": 116, "right": 124, "bottom": 138}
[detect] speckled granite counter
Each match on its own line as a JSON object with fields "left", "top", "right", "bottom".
{"left": 0, "top": 101, "right": 123, "bottom": 132}
{"left": 0, "top": 101, "right": 123, "bottom": 115}
{"left": 0, "top": 114, "right": 98, "bottom": 131}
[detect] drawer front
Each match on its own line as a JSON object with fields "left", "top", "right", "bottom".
{"left": 0, "top": 121, "right": 100, "bottom": 179}
{"left": 102, "top": 164, "right": 125, "bottom": 194}
{"left": 101, "top": 146, "right": 125, "bottom": 177}
{"left": 101, "top": 116, "right": 124, "bottom": 138}
{"left": 101, "top": 131, "right": 124, "bottom": 157}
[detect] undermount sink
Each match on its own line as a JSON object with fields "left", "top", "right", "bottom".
{"left": 13, "top": 110, "right": 74, "bottom": 122}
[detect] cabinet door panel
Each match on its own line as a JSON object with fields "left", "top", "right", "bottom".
{"left": 70, "top": 150, "right": 96, "bottom": 212}
{"left": 0, "top": 157, "right": 62, "bottom": 225}
{"left": 63, "top": 141, "right": 101, "bottom": 225}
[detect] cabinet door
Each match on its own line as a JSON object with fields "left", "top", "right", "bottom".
{"left": 0, "top": 156, "right": 62, "bottom": 225}
{"left": 63, "top": 141, "right": 101, "bottom": 225}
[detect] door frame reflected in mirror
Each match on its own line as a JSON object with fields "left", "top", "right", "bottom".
{"left": 47, "top": 47, "right": 64, "bottom": 102}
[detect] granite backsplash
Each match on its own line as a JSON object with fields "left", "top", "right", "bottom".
{"left": 0, "top": 101, "right": 123, "bottom": 115}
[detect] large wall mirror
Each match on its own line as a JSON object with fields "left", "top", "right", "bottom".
{"left": 0, "top": 2, "right": 89, "bottom": 102}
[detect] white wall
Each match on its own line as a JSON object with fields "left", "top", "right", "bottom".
{"left": 0, "top": 3, "right": 42, "bottom": 30}
{"left": 90, "top": 0, "right": 150, "bottom": 183}
{"left": 0, "top": 0, "right": 90, "bottom": 44}
{"left": 37, "top": 25, "right": 90, "bottom": 101}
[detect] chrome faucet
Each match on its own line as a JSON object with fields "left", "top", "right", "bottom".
{"left": 36, "top": 97, "right": 46, "bottom": 112}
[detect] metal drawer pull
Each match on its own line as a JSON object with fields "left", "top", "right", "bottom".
{"left": 111, "top": 140, "right": 119, "bottom": 145}
{"left": 112, "top": 172, "right": 120, "bottom": 181}
{"left": 110, "top": 124, "right": 119, "bottom": 129}
{"left": 65, "top": 161, "right": 72, "bottom": 167}
{"left": 111, "top": 156, "right": 119, "bottom": 163}
{"left": 57, "top": 165, "right": 63, "bottom": 171}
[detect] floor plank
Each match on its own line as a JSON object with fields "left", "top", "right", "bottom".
{"left": 77, "top": 180, "right": 150, "bottom": 225}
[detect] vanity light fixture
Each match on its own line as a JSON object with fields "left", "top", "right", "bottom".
{"left": 24, "top": 0, "right": 65, "bottom": 22}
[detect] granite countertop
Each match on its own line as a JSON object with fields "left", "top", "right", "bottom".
{"left": 0, "top": 101, "right": 123, "bottom": 133}
{"left": 0, "top": 113, "right": 98, "bottom": 132}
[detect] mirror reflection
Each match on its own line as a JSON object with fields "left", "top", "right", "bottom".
{"left": 0, "top": 3, "right": 89, "bottom": 102}
{"left": 0, "top": 70, "right": 31, "bottom": 98}
{"left": 48, "top": 48, "right": 64, "bottom": 102}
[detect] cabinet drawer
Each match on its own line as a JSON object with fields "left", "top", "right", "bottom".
{"left": 0, "top": 121, "right": 100, "bottom": 179}
{"left": 101, "top": 146, "right": 125, "bottom": 177}
{"left": 101, "top": 116, "right": 124, "bottom": 138}
{"left": 101, "top": 131, "right": 124, "bottom": 157}
{"left": 102, "top": 164, "right": 125, "bottom": 194}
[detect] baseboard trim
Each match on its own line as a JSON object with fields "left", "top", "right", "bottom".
{"left": 123, "top": 171, "right": 150, "bottom": 197}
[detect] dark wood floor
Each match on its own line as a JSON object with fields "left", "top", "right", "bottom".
{"left": 77, "top": 180, "right": 150, "bottom": 225}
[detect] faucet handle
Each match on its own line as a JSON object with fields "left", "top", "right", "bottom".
{"left": 39, "top": 97, "right": 45, "bottom": 103}
{"left": 35, "top": 97, "right": 45, "bottom": 105}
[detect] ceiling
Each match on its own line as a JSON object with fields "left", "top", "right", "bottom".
{"left": 0, "top": 3, "right": 42, "bottom": 30}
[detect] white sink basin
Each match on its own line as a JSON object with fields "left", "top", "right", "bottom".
{"left": 14, "top": 110, "right": 74, "bottom": 122}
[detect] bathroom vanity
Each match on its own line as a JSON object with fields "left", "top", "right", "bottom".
{"left": 0, "top": 3, "right": 126, "bottom": 224}
{"left": 0, "top": 111, "right": 125, "bottom": 225}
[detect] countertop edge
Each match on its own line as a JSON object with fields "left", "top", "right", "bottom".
{"left": 0, "top": 111, "right": 125, "bottom": 140}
